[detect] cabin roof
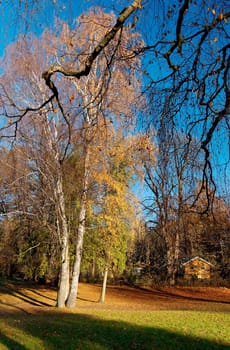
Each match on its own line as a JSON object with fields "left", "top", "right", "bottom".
{"left": 182, "top": 256, "right": 213, "bottom": 266}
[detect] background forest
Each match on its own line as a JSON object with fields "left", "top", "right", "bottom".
{"left": 0, "top": 0, "right": 229, "bottom": 308}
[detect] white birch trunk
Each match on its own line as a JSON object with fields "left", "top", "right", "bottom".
{"left": 42, "top": 115, "right": 70, "bottom": 307}
{"left": 99, "top": 266, "right": 109, "bottom": 303}
{"left": 66, "top": 147, "right": 89, "bottom": 308}
{"left": 56, "top": 174, "right": 70, "bottom": 307}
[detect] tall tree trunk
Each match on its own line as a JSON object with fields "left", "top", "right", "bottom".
{"left": 56, "top": 175, "right": 70, "bottom": 307}
{"left": 162, "top": 225, "right": 175, "bottom": 285}
{"left": 66, "top": 147, "right": 89, "bottom": 308}
{"left": 175, "top": 229, "right": 180, "bottom": 264}
{"left": 42, "top": 115, "right": 70, "bottom": 308}
{"left": 172, "top": 173, "right": 183, "bottom": 285}
{"left": 166, "top": 229, "right": 180, "bottom": 286}
{"left": 99, "top": 266, "right": 109, "bottom": 303}
{"left": 166, "top": 243, "right": 175, "bottom": 286}
{"left": 92, "top": 255, "right": 96, "bottom": 280}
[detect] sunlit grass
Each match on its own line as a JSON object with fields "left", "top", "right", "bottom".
{"left": 0, "top": 280, "right": 229, "bottom": 349}
{"left": 0, "top": 309, "right": 229, "bottom": 350}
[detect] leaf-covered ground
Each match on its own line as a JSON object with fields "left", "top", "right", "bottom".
{"left": 0, "top": 281, "right": 229, "bottom": 349}
{"left": 0, "top": 280, "right": 229, "bottom": 314}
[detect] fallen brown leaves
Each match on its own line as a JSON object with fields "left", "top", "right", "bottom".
{"left": 0, "top": 282, "right": 229, "bottom": 315}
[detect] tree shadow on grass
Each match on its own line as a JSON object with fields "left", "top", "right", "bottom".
{"left": 28, "top": 288, "right": 56, "bottom": 302}
{"left": 1, "top": 311, "right": 229, "bottom": 350}
{"left": 0, "top": 280, "right": 53, "bottom": 308}
{"left": 11, "top": 289, "right": 52, "bottom": 307}
{"left": 0, "top": 333, "right": 27, "bottom": 350}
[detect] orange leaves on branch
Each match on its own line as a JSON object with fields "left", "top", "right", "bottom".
{"left": 69, "top": 95, "right": 74, "bottom": 103}
{"left": 208, "top": 7, "right": 225, "bottom": 22}
{"left": 218, "top": 13, "right": 224, "bottom": 21}
{"left": 130, "top": 133, "right": 156, "bottom": 164}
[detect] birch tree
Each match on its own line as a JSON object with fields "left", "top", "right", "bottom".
{"left": 0, "top": 3, "right": 144, "bottom": 307}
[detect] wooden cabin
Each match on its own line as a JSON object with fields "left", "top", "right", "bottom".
{"left": 182, "top": 256, "right": 212, "bottom": 280}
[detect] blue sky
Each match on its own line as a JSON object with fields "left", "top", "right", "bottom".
{"left": 0, "top": 0, "right": 94, "bottom": 58}
{"left": 0, "top": 0, "right": 131, "bottom": 58}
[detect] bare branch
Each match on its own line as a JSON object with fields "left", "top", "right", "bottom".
{"left": 19, "top": 243, "right": 41, "bottom": 256}
{"left": 42, "top": 0, "right": 142, "bottom": 88}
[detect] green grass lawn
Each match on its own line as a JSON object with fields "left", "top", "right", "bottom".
{"left": 0, "top": 309, "right": 229, "bottom": 350}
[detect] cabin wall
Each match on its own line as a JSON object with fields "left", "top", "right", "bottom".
{"left": 184, "top": 259, "right": 211, "bottom": 279}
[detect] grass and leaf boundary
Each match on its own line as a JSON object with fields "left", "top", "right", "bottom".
{"left": 0, "top": 279, "right": 229, "bottom": 349}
